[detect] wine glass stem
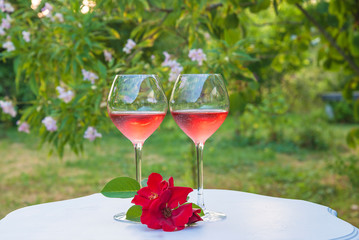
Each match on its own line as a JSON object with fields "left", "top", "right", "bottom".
{"left": 134, "top": 143, "right": 143, "bottom": 187}
{"left": 196, "top": 142, "right": 205, "bottom": 210}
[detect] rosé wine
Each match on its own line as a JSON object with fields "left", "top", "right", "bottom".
{"left": 171, "top": 109, "right": 228, "bottom": 144}
{"left": 109, "top": 111, "right": 166, "bottom": 144}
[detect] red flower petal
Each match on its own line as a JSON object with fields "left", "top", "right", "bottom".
{"left": 161, "top": 219, "right": 177, "bottom": 232}
{"left": 171, "top": 203, "right": 193, "bottom": 227}
{"left": 131, "top": 194, "right": 152, "bottom": 209}
{"left": 147, "top": 173, "right": 163, "bottom": 193}
{"left": 169, "top": 177, "right": 174, "bottom": 187}
{"left": 187, "top": 208, "right": 203, "bottom": 224}
{"left": 155, "top": 189, "right": 172, "bottom": 206}
{"left": 141, "top": 209, "right": 162, "bottom": 229}
{"left": 168, "top": 187, "right": 193, "bottom": 209}
{"left": 159, "top": 180, "right": 169, "bottom": 192}
{"left": 137, "top": 186, "right": 152, "bottom": 197}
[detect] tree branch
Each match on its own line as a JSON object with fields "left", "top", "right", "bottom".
{"left": 148, "top": 2, "right": 254, "bottom": 13}
{"left": 295, "top": 3, "right": 359, "bottom": 76}
{"left": 251, "top": 20, "right": 303, "bottom": 27}
{"left": 150, "top": 3, "right": 223, "bottom": 13}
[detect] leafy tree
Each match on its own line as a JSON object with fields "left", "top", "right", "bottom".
{"left": 1, "top": 0, "right": 358, "bottom": 155}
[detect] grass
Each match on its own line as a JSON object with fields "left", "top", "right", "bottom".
{"left": 0, "top": 115, "right": 358, "bottom": 227}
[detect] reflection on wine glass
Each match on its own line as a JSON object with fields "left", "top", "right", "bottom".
{"left": 170, "top": 74, "right": 229, "bottom": 222}
{"left": 107, "top": 74, "right": 168, "bottom": 221}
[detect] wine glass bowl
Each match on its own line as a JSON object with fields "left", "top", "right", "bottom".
{"left": 170, "top": 74, "right": 229, "bottom": 222}
{"left": 108, "top": 75, "right": 167, "bottom": 145}
{"left": 107, "top": 74, "right": 167, "bottom": 221}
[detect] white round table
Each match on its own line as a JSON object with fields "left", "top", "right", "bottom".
{"left": 0, "top": 190, "right": 358, "bottom": 240}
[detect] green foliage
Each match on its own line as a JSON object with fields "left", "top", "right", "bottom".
{"left": 329, "top": 101, "right": 358, "bottom": 123}
{"left": 329, "top": 155, "right": 359, "bottom": 189}
{"left": 238, "top": 90, "right": 331, "bottom": 151}
{"left": 290, "top": 115, "right": 330, "bottom": 150}
{"left": 240, "top": 90, "right": 290, "bottom": 143}
{"left": 101, "top": 177, "right": 140, "bottom": 198}
{"left": 1, "top": 0, "right": 359, "bottom": 154}
{"left": 347, "top": 128, "right": 359, "bottom": 149}
{"left": 1, "top": 0, "right": 261, "bottom": 156}
{"left": 126, "top": 205, "right": 142, "bottom": 222}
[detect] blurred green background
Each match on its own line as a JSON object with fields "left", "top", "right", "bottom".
{"left": 1, "top": 0, "right": 358, "bottom": 227}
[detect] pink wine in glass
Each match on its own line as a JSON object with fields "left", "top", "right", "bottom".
{"left": 171, "top": 109, "right": 228, "bottom": 144}
{"left": 109, "top": 111, "right": 166, "bottom": 144}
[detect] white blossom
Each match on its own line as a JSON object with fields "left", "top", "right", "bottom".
{"left": 179, "top": 76, "right": 187, "bottom": 89}
{"left": 204, "top": 32, "right": 211, "bottom": 40}
{"left": 104, "top": 50, "right": 112, "bottom": 62}
{"left": 1, "top": 14, "right": 11, "bottom": 29}
{"left": 123, "top": 39, "right": 136, "bottom": 54}
{"left": 4, "top": 3, "right": 13, "bottom": 12}
{"left": 41, "top": 3, "right": 53, "bottom": 17}
{"left": 0, "top": 1, "right": 14, "bottom": 13}
{"left": 290, "top": 35, "right": 297, "bottom": 41}
{"left": 81, "top": 0, "right": 96, "bottom": 14}
{"left": 169, "top": 65, "right": 183, "bottom": 82}
{"left": 81, "top": 69, "right": 98, "bottom": 84}
{"left": 17, "top": 121, "right": 30, "bottom": 134}
{"left": 311, "top": 37, "right": 320, "bottom": 46}
{"left": 53, "top": 13, "right": 64, "bottom": 22}
{"left": 84, "top": 126, "right": 102, "bottom": 141}
{"left": 163, "top": 51, "right": 171, "bottom": 63}
{"left": 56, "top": 86, "right": 74, "bottom": 103}
{"left": 2, "top": 40, "right": 15, "bottom": 51}
{"left": 42, "top": 3, "right": 53, "bottom": 12}
{"left": 161, "top": 52, "right": 183, "bottom": 82}
{"left": 42, "top": 116, "right": 57, "bottom": 132}
{"left": 0, "top": 100, "right": 16, "bottom": 117}
{"left": 100, "top": 102, "right": 107, "bottom": 108}
{"left": 188, "top": 49, "right": 207, "bottom": 66}
{"left": 22, "top": 31, "right": 31, "bottom": 42}
{"left": 31, "top": 0, "right": 42, "bottom": 10}
{"left": 0, "top": 27, "right": 5, "bottom": 36}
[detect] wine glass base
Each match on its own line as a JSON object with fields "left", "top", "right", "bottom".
{"left": 202, "top": 210, "right": 226, "bottom": 222}
{"left": 113, "top": 212, "right": 141, "bottom": 223}
{"left": 113, "top": 212, "right": 127, "bottom": 222}
{"left": 113, "top": 212, "right": 141, "bottom": 224}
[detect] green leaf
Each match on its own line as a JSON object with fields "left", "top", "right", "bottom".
{"left": 354, "top": 100, "right": 359, "bottom": 121}
{"left": 191, "top": 203, "right": 204, "bottom": 217}
{"left": 250, "top": 0, "right": 271, "bottom": 13}
{"left": 224, "top": 13, "right": 239, "bottom": 29}
{"left": 286, "top": 0, "right": 302, "bottom": 4}
{"left": 273, "top": 0, "right": 279, "bottom": 15}
{"left": 346, "top": 128, "right": 359, "bottom": 149}
{"left": 107, "top": 27, "right": 121, "bottom": 39}
{"left": 126, "top": 205, "right": 142, "bottom": 222}
{"left": 101, "top": 177, "right": 140, "bottom": 198}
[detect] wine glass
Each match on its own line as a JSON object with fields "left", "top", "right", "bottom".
{"left": 169, "top": 74, "right": 229, "bottom": 222}
{"left": 107, "top": 74, "right": 168, "bottom": 221}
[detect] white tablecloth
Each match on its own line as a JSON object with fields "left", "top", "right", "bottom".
{"left": 0, "top": 189, "right": 358, "bottom": 240}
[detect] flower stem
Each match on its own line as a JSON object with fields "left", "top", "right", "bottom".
{"left": 134, "top": 143, "right": 143, "bottom": 187}
{"left": 196, "top": 142, "right": 205, "bottom": 210}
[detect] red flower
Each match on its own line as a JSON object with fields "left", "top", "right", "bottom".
{"left": 131, "top": 173, "right": 172, "bottom": 209}
{"left": 131, "top": 173, "right": 203, "bottom": 231}
{"left": 187, "top": 208, "right": 202, "bottom": 225}
{"left": 140, "top": 187, "right": 194, "bottom": 231}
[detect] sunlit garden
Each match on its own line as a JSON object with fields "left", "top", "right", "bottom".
{"left": 1, "top": 0, "right": 359, "bottom": 233}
